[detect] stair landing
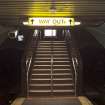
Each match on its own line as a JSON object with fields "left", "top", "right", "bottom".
{"left": 23, "top": 97, "right": 81, "bottom": 105}
{"left": 11, "top": 97, "right": 93, "bottom": 105}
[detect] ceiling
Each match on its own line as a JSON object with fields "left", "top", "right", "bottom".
{"left": 0, "top": 0, "right": 105, "bottom": 26}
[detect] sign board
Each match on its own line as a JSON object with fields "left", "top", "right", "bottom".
{"left": 28, "top": 18, "right": 75, "bottom": 26}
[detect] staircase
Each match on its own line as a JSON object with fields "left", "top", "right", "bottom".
{"left": 28, "top": 40, "right": 75, "bottom": 97}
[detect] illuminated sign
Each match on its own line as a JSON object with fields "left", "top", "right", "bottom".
{"left": 28, "top": 18, "right": 75, "bottom": 26}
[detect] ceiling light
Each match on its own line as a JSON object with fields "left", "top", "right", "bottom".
{"left": 74, "top": 22, "right": 81, "bottom": 25}
{"left": 23, "top": 21, "right": 28, "bottom": 25}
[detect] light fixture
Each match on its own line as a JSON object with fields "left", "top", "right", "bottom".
{"left": 23, "top": 21, "right": 28, "bottom": 25}
{"left": 74, "top": 22, "right": 81, "bottom": 25}
{"left": 50, "top": 5, "right": 56, "bottom": 12}
{"left": 50, "top": 0, "right": 56, "bottom": 12}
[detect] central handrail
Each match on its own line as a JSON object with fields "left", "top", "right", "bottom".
{"left": 51, "top": 36, "right": 54, "bottom": 94}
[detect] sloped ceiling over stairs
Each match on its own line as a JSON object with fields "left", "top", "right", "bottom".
{"left": 0, "top": 0, "right": 105, "bottom": 26}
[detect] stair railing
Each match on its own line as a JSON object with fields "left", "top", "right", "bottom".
{"left": 21, "top": 30, "right": 39, "bottom": 97}
{"left": 66, "top": 32, "right": 77, "bottom": 96}
{"left": 65, "top": 29, "right": 82, "bottom": 96}
{"left": 51, "top": 34, "right": 54, "bottom": 94}
{"left": 26, "top": 34, "right": 39, "bottom": 97}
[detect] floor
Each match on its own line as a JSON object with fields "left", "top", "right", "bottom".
{"left": 11, "top": 96, "right": 93, "bottom": 105}
{"left": 22, "top": 97, "right": 81, "bottom": 105}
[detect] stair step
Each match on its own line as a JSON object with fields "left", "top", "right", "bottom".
{"left": 53, "top": 80, "right": 73, "bottom": 84}
{"left": 53, "top": 75, "right": 72, "bottom": 78}
{"left": 32, "top": 73, "right": 72, "bottom": 76}
{"left": 36, "top": 54, "right": 68, "bottom": 56}
{"left": 29, "top": 86, "right": 51, "bottom": 90}
{"left": 39, "top": 42, "right": 65, "bottom": 43}
{"left": 35, "top": 57, "right": 69, "bottom": 60}
{"left": 29, "top": 90, "right": 51, "bottom": 92}
{"left": 32, "top": 70, "right": 72, "bottom": 74}
{"left": 40, "top": 41, "right": 65, "bottom": 42}
{"left": 29, "top": 89, "right": 74, "bottom": 93}
{"left": 34, "top": 62, "right": 51, "bottom": 65}
{"left": 53, "top": 55, "right": 68, "bottom": 57}
{"left": 29, "top": 92, "right": 51, "bottom": 96}
{"left": 37, "top": 49, "right": 51, "bottom": 51}
{"left": 30, "top": 80, "right": 50, "bottom": 84}
{"left": 32, "top": 68, "right": 71, "bottom": 71}
{"left": 52, "top": 90, "right": 75, "bottom": 95}
{"left": 53, "top": 68, "right": 71, "bottom": 70}
{"left": 31, "top": 78, "right": 73, "bottom": 81}
{"left": 32, "top": 69, "right": 51, "bottom": 71}
{"left": 30, "top": 84, "right": 50, "bottom": 86}
{"left": 32, "top": 70, "right": 51, "bottom": 74}
{"left": 31, "top": 73, "right": 73, "bottom": 78}
{"left": 40, "top": 41, "right": 51, "bottom": 42}
{"left": 35, "top": 55, "right": 69, "bottom": 57}
{"left": 37, "top": 48, "right": 51, "bottom": 50}
{"left": 31, "top": 75, "right": 51, "bottom": 78}
{"left": 29, "top": 83, "right": 73, "bottom": 86}
{"left": 32, "top": 69, "right": 71, "bottom": 73}
{"left": 53, "top": 84, "right": 74, "bottom": 86}
{"left": 53, "top": 62, "right": 71, "bottom": 65}
{"left": 34, "top": 61, "right": 70, "bottom": 63}
{"left": 53, "top": 86, "right": 74, "bottom": 90}
{"left": 35, "top": 58, "right": 51, "bottom": 60}
{"left": 53, "top": 65, "right": 71, "bottom": 66}
{"left": 36, "top": 52, "right": 68, "bottom": 55}
{"left": 53, "top": 41, "right": 65, "bottom": 42}
{"left": 31, "top": 78, "right": 51, "bottom": 80}
{"left": 33, "top": 66, "right": 51, "bottom": 69}
{"left": 39, "top": 43, "right": 51, "bottom": 45}
{"left": 36, "top": 54, "right": 51, "bottom": 56}
{"left": 53, "top": 90, "right": 74, "bottom": 92}
{"left": 38, "top": 46, "right": 66, "bottom": 48}
{"left": 33, "top": 65, "right": 70, "bottom": 66}
{"left": 36, "top": 51, "right": 67, "bottom": 53}
{"left": 53, "top": 48, "right": 67, "bottom": 50}
{"left": 33, "top": 65, "right": 51, "bottom": 67}
{"left": 53, "top": 70, "right": 71, "bottom": 73}
{"left": 53, "top": 57, "right": 69, "bottom": 59}
{"left": 53, "top": 65, "right": 71, "bottom": 69}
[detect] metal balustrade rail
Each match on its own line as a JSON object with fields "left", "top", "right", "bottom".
{"left": 26, "top": 35, "right": 39, "bottom": 96}
{"left": 51, "top": 38, "right": 53, "bottom": 94}
{"left": 65, "top": 30, "right": 83, "bottom": 96}
{"left": 21, "top": 32, "right": 39, "bottom": 97}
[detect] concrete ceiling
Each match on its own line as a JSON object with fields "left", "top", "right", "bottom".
{"left": 0, "top": 0, "right": 105, "bottom": 26}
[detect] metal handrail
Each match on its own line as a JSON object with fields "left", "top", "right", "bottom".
{"left": 51, "top": 35, "right": 54, "bottom": 94}
{"left": 72, "top": 57, "right": 78, "bottom": 96}
{"left": 51, "top": 48, "right": 53, "bottom": 94}
{"left": 26, "top": 34, "right": 39, "bottom": 96}
{"left": 65, "top": 31, "right": 78, "bottom": 96}
{"left": 26, "top": 56, "right": 32, "bottom": 96}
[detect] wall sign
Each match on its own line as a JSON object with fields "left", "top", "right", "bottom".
{"left": 28, "top": 18, "right": 75, "bottom": 26}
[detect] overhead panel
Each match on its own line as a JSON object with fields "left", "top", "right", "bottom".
{"left": 0, "top": 0, "right": 105, "bottom": 25}
{"left": 0, "top": 0, "right": 105, "bottom": 17}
